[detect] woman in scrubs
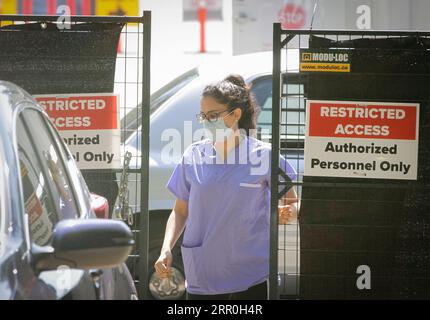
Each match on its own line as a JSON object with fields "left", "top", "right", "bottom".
{"left": 155, "top": 74, "right": 299, "bottom": 300}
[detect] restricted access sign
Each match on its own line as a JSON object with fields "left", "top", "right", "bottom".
{"left": 34, "top": 93, "right": 121, "bottom": 170}
{"left": 304, "top": 100, "right": 419, "bottom": 180}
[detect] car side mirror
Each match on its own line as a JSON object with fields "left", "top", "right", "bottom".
{"left": 32, "top": 219, "right": 134, "bottom": 272}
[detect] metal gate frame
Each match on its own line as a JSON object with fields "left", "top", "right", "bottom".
{"left": 0, "top": 12, "right": 151, "bottom": 299}
{"left": 270, "top": 24, "right": 430, "bottom": 299}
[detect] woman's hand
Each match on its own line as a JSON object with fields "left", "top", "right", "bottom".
{"left": 155, "top": 199, "right": 189, "bottom": 278}
{"left": 278, "top": 186, "right": 299, "bottom": 225}
{"left": 278, "top": 203, "right": 298, "bottom": 224}
{"left": 154, "top": 249, "right": 173, "bottom": 278}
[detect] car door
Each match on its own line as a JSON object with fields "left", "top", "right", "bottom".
{"left": 15, "top": 105, "right": 98, "bottom": 299}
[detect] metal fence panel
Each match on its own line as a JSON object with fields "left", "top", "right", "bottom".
{"left": 271, "top": 25, "right": 430, "bottom": 299}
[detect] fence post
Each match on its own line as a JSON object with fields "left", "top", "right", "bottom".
{"left": 139, "top": 10, "right": 151, "bottom": 300}
{"left": 269, "top": 22, "right": 282, "bottom": 300}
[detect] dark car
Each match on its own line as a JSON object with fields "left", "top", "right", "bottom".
{"left": 0, "top": 81, "right": 137, "bottom": 300}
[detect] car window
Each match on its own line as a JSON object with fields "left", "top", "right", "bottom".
{"left": 150, "top": 68, "right": 199, "bottom": 115}
{"left": 121, "top": 68, "right": 199, "bottom": 143}
{"left": 44, "top": 114, "right": 92, "bottom": 217}
{"left": 17, "top": 110, "right": 79, "bottom": 246}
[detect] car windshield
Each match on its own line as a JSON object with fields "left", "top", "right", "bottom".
{"left": 120, "top": 67, "right": 199, "bottom": 143}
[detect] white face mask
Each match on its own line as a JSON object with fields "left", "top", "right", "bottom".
{"left": 202, "top": 112, "right": 235, "bottom": 142}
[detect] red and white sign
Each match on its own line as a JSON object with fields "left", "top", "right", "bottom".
{"left": 304, "top": 100, "right": 419, "bottom": 180}
{"left": 278, "top": 4, "right": 306, "bottom": 29}
{"left": 34, "top": 93, "right": 121, "bottom": 170}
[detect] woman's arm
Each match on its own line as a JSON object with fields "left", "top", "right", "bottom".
{"left": 155, "top": 198, "right": 188, "bottom": 277}
{"left": 278, "top": 186, "right": 300, "bottom": 225}
{"left": 161, "top": 198, "right": 188, "bottom": 252}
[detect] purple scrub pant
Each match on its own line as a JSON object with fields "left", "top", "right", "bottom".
{"left": 186, "top": 280, "right": 268, "bottom": 300}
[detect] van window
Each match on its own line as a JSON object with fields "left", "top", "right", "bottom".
{"left": 121, "top": 68, "right": 199, "bottom": 142}
{"left": 251, "top": 76, "right": 306, "bottom": 139}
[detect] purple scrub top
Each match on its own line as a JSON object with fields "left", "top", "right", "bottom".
{"left": 166, "top": 135, "right": 297, "bottom": 295}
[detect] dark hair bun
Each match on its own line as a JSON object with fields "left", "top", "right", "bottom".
{"left": 203, "top": 73, "right": 257, "bottom": 136}
{"left": 223, "top": 74, "right": 247, "bottom": 89}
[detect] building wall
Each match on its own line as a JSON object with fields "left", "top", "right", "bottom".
{"left": 233, "top": 0, "right": 430, "bottom": 55}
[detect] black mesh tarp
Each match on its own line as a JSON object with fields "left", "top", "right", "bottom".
{"left": 300, "top": 36, "right": 430, "bottom": 299}
{"left": 309, "top": 35, "right": 430, "bottom": 74}
{"left": 0, "top": 22, "right": 123, "bottom": 94}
